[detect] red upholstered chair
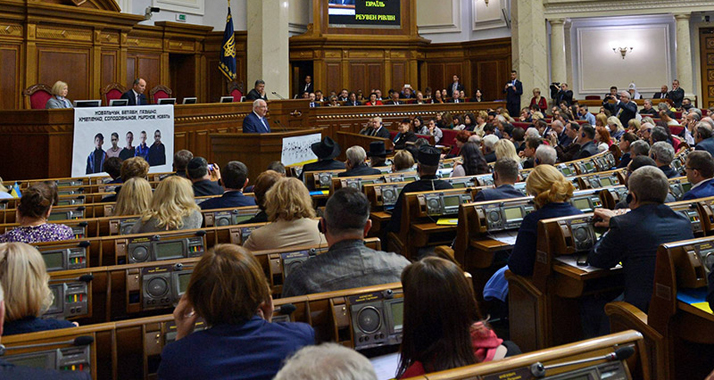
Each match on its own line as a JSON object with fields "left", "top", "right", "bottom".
{"left": 228, "top": 81, "right": 244, "bottom": 102}
{"left": 512, "top": 121, "right": 530, "bottom": 130}
{"left": 585, "top": 95, "right": 601, "bottom": 100}
{"left": 703, "top": 109, "right": 709, "bottom": 116}
{"left": 150, "top": 85, "right": 172, "bottom": 104}
{"left": 669, "top": 125, "right": 684, "bottom": 136}
{"left": 440, "top": 129, "right": 458, "bottom": 148}
{"left": 101, "top": 83, "right": 128, "bottom": 106}
{"left": 23, "top": 84, "right": 53, "bottom": 109}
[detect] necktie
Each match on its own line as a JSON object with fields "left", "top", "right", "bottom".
{"left": 136, "top": 94, "right": 140, "bottom": 105}
{"left": 260, "top": 117, "right": 268, "bottom": 132}
{"left": 310, "top": 102, "right": 314, "bottom": 108}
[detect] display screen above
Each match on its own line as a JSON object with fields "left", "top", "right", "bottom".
{"left": 328, "top": 0, "right": 401, "bottom": 28}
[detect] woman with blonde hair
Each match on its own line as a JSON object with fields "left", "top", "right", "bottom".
{"left": 0, "top": 242, "right": 77, "bottom": 335}
{"left": 627, "top": 118, "right": 641, "bottom": 134}
{"left": 113, "top": 177, "right": 152, "bottom": 216}
{"left": 607, "top": 116, "right": 625, "bottom": 140}
{"left": 508, "top": 165, "right": 582, "bottom": 276}
{"left": 594, "top": 112, "right": 608, "bottom": 128}
{"left": 392, "top": 150, "right": 415, "bottom": 172}
{"left": 243, "top": 178, "right": 324, "bottom": 251}
{"left": 45, "top": 80, "right": 73, "bottom": 109}
{"left": 494, "top": 139, "right": 523, "bottom": 170}
{"left": 130, "top": 176, "right": 202, "bottom": 234}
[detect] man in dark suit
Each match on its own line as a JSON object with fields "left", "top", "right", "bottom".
{"left": 301, "top": 75, "right": 314, "bottom": 94}
{"left": 668, "top": 79, "right": 685, "bottom": 108}
{"left": 588, "top": 166, "right": 693, "bottom": 315}
{"left": 447, "top": 74, "right": 464, "bottom": 98}
{"left": 603, "top": 91, "right": 638, "bottom": 126}
{"left": 370, "top": 116, "right": 391, "bottom": 139}
{"left": 300, "top": 137, "right": 346, "bottom": 180}
{"left": 242, "top": 99, "right": 271, "bottom": 133}
{"left": 0, "top": 284, "right": 91, "bottom": 379}
{"left": 682, "top": 151, "right": 714, "bottom": 200}
{"left": 199, "top": 161, "right": 256, "bottom": 210}
{"left": 385, "top": 92, "right": 402, "bottom": 105}
{"left": 386, "top": 145, "right": 453, "bottom": 234}
{"left": 187, "top": 157, "right": 224, "bottom": 196}
{"left": 650, "top": 141, "right": 678, "bottom": 178}
{"left": 503, "top": 70, "right": 523, "bottom": 118}
{"left": 695, "top": 123, "right": 714, "bottom": 157}
{"left": 147, "top": 129, "right": 166, "bottom": 166}
{"left": 556, "top": 82, "right": 574, "bottom": 107}
{"left": 338, "top": 146, "right": 381, "bottom": 177}
{"left": 653, "top": 85, "right": 669, "bottom": 99}
{"left": 449, "top": 91, "right": 464, "bottom": 103}
{"left": 120, "top": 78, "right": 148, "bottom": 105}
{"left": 173, "top": 149, "right": 193, "bottom": 178}
{"left": 308, "top": 93, "right": 320, "bottom": 108}
{"left": 246, "top": 79, "right": 268, "bottom": 101}
{"left": 573, "top": 124, "right": 598, "bottom": 160}
{"left": 474, "top": 158, "right": 525, "bottom": 201}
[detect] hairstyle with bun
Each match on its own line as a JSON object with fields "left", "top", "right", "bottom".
{"left": 18, "top": 183, "right": 54, "bottom": 219}
{"left": 525, "top": 164, "right": 575, "bottom": 208}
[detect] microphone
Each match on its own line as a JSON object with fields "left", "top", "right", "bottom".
{"left": 0, "top": 336, "right": 94, "bottom": 356}
{"left": 49, "top": 273, "right": 94, "bottom": 284}
{"left": 278, "top": 303, "right": 297, "bottom": 315}
{"left": 530, "top": 346, "right": 635, "bottom": 378}
{"left": 274, "top": 119, "right": 288, "bottom": 133}
{"left": 271, "top": 91, "right": 286, "bottom": 100}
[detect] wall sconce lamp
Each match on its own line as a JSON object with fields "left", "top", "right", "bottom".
{"left": 613, "top": 46, "right": 633, "bottom": 59}
{"left": 484, "top": 0, "right": 489, "bottom": 5}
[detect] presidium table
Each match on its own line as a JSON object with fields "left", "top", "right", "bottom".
{"left": 0, "top": 99, "right": 504, "bottom": 181}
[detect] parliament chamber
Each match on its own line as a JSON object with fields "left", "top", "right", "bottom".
{"left": 2, "top": 0, "right": 714, "bottom": 380}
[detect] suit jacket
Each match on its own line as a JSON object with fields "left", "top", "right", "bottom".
{"left": 588, "top": 203, "right": 693, "bottom": 312}
{"left": 199, "top": 191, "right": 257, "bottom": 210}
{"left": 447, "top": 82, "right": 464, "bottom": 98}
{"left": 345, "top": 100, "right": 361, "bottom": 106}
{"left": 393, "top": 131, "right": 417, "bottom": 150}
{"left": 604, "top": 100, "right": 638, "bottom": 126}
{"left": 558, "top": 131, "right": 573, "bottom": 148}
{"left": 683, "top": 179, "right": 714, "bottom": 200}
{"left": 157, "top": 316, "right": 314, "bottom": 380}
{"left": 653, "top": 92, "right": 669, "bottom": 99}
{"left": 372, "top": 126, "right": 391, "bottom": 139}
{"left": 0, "top": 359, "right": 91, "bottom": 380}
{"left": 449, "top": 98, "right": 464, "bottom": 104}
{"left": 302, "top": 82, "right": 314, "bottom": 94}
{"left": 504, "top": 80, "right": 523, "bottom": 105}
{"left": 45, "top": 96, "right": 73, "bottom": 109}
{"left": 299, "top": 159, "right": 346, "bottom": 180}
{"left": 246, "top": 89, "right": 267, "bottom": 101}
{"left": 120, "top": 90, "right": 148, "bottom": 105}
{"left": 668, "top": 88, "right": 685, "bottom": 108}
{"left": 242, "top": 112, "right": 271, "bottom": 133}
{"left": 484, "top": 151, "right": 497, "bottom": 163}
{"left": 556, "top": 90, "right": 574, "bottom": 106}
{"left": 243, "top": 218, "right": 323, "bottom": 251}
{"left": 192, "top": 179, "right": 224, "bottom": 197}
{"left": 659, "top": 165, "right": 679, "bottom": 179}
{"left": 386, "top": 176, "right": 453, "bottom": 233}
{"left": 695, "top": 137, "right": 714, "bottom": 157}
{"left": 473, "top": 184, "right": 525, "bottom": 202}
{"left": 337, "top": 164, "right": 381, "bottom": 177}
{"left": 573, "top": 141, "right": 598, "bottom": 160}
{"left": 386, "top": 100, "right": 402, "bottom": 105}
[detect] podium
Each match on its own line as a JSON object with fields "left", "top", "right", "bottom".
{"left": 209, "top": 129, "right": 326, "bottom": 181}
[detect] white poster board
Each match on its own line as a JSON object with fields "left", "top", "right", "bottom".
{"left": 72, "top": 105, "right": 175, "bottom": 177}
{"left": 281, "top": 133, "right": 322, "bottom": 167}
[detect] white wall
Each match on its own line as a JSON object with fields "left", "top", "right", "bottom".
{"left": 416, "top": 0, "right": 511, "bottom": 43}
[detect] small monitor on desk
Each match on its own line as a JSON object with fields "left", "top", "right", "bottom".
{"left": 220, "top": 96, "right": 234, "bottom": 103}
{"left": 109, "top": 99, "right": 128, "bottom": 106}
{"left": 74, "top": 100, "right": 101, "bottom": 108}
{"left": 158, "top": 98, "right": 176, "bottom": 105}
{"left": 182, "top": 97, "right": 197, "bottom": 104}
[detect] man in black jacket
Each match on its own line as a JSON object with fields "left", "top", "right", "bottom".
{"left": 300, "top": 137, "right": 346, "bottom": 180}
{"left": 573, "top": 125, "right": 598, "bottom": 160}
{"left": 668, "top": 79, "right": 685, "bottom": 108}
{"left": 338, "top": 146, "right": 381, "bottom": 177}
{"left": 603, "top": 91, "right": 638, "bottom": 126}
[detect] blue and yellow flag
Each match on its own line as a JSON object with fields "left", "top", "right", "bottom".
{"left": 219, "top": 2, "right": 237, "bottom": 81}
{"left": 10, "top": 182, "right": 21, "bottom": 198}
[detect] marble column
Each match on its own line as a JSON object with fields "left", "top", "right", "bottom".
{"left": 511, "top": 0, "right": 548, "bottom": 104}
{"left": 549, "top": 19, "right": 567, "bottom": 86}
{"left": 564, "top": 20, "right": 573, "bottom": 91}
{"left": 247, "top": 0, "right": 290, "bottom": 100}
{"left": 675, "top": 13, "right": 694, "bottom": 97}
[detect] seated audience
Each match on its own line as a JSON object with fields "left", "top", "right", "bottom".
{"left": 300, "top": 137, "right": 346, "bottom": 179}
{"left": 397, "top": 257, "right": 512, "bottom": 378}
{"left": 682, "top": 151, "right": 714, "bottom": 200}
{"left": 640, "top": 99, "right": 657, "bottom": 115}
{"left": 616, "top": 156, "right": 676, "bottom": 209}
{"left": 393, "top": 118, "right": 417, "bottom": 150}
{"left": 629, "top": 139, "right": 650, "bottom": 160}
{"left": 432, "top": 89, "right": 444, "bottom": 103}
{"left": 282, "top": 188, "right": 409, "bottom": 297}
{"left": 447, "top": 130, "right": 471, "bottom": 158}
{"left": 392, "top": 150, "right": 415, "bottom": 172}
{"left": 573, "top": 125, "right": 598, "bottom": 159}
{"left": 482, "top": 135, "right": 499, "bottom": 162}
{"left": 616, "top": 133, "right": 638, "bottom": 169}
{"left": 418, "top": 118, "right": 443, "bottom": 144}
{"left": 555, "top": 122, "right": 581, "bottom": 162}
{"left": 509, "top": 165, "right": 582, "bottom": 276}
{"left": 102, "top": 156, "right": 150, "bottom": 202}
{"left": 534, "top": 145, "right": 557, "bottom": 166}
{"left": 45, "top": 80, "right": 73, "bottom": 109}
{"left": 595, "top": 126, "right": 613, "bottom": 152}
{"left": 338, "top": 146, "right": 382, "bottom": 177}
{"left": 113, "top": 177, "right": 152, "bottom": 216}
{"left": 367, "top": 141, "right": 389, "bottom": 168}
{"left": 451, "top": 142, "right": 489, "bottom": 177}
{"left": 199, "top": 161, "right": 256, "bottom": 210}
{"left": 173, "top": 149, "right": 194, "bottom": 178}
{"left": 275, "top": 343, "right": 377, "bottom": 380}
{"left": 589, "top": 166, "right": 693, "bottom": 316}
{"left": 243, "top": 178, "right": 323, "bottom": 251}
{"left": 607, "top": 116, "right": 625, "bottom": 140}
{"left": 241, "top": 170, "right": 283, "bottom": 225}
{"left": 104, "top": 156, "right": 123, "bottom": 184}
{"left": 520, "top": 137, "right": 541, "bottom": 169}
{"left": 695, "top": 123, "right": 714, "bottom": 157}
{"left": 187, "top": 157, "right": 224, "bottom": 197}
{"left": 650, "top": 141, "right": 678, "bottom": 178}
{"left": 365, "top": 92, "right": 383, "bottom": 106}
{"left": 0, "top": 242, "right": 77, "bottom": 335}
{"left": 157, "top": 244, "right": 314, "bottom": 379}
{"left": 495, "top": 139, "right": 523, "bottom": 170}
{"left": 0, "top": 183, "right": 72, "bottom": 243}
{"left": 130, "top": 176, "right": 202, "bottom": 234}
{"left": 474, "top": 159, "right": 524, "bottom": 201}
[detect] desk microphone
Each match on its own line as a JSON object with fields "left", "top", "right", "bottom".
{"left": 530, "top": 346, "right": 635, "bottom": 378}
{"left": 49, "top": 274, "right": 94, "bottom": 284}
{"left": 271, "top": 91, "right": 286, "bottom": 100}
{"left": 278, "top": 303, "right": 297, "bottom": 315}
{"left": 0, "top": 336, "right": 94, "bottom": 356}
{"left": 274, "top": 119, "right": 288, "bottom": 132}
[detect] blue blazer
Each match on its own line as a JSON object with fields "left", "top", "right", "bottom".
{"left": 0, "top": 359, "right": 90, "bottom": 380}
{"left": 157, "top": 316, "right": 314, "bottom": 380}
{"left": 242, "top": 112, "right": 271, "bottom": 133}
{"left": 120, "top": 90, "right": 148, "bottom": 105}
{"left": 474, "top": 184, "right": 525, "bottom": 202}
{"left": 696, "top": 137, "right": 714, "bottom": 157}
{"left": 588, "top": 203, "right": 693, "bottom": 312}
{"left": 337, "top": 164, "right": 381, "bottom": 177}
{"left": 683, "top": 179, "right": 714, "bottom": 200}
{"left": 199, "top": 191, "right": 256, "bottom": 210}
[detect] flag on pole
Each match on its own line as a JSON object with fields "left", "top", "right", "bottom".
{"left": 219, "top": 1, "right": 237, "bottom": 81}
{"left": 10, "top": 182, "right": 21, "bottom": 198}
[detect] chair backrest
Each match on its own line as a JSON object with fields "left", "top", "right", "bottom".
{"left": 101, "top": 83, "right": 128, "bottom": 105}
{"left": 150, "top": 85, "right": 172, "bottom": 104}
{"left": 23, "top": 83, "right": 53, "bottom": 109}
{"left": 228, "top": 81, "right": 244, "bottom": 102}
{"left": 585, "top": 95, "right": 601, "bottom": 100}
